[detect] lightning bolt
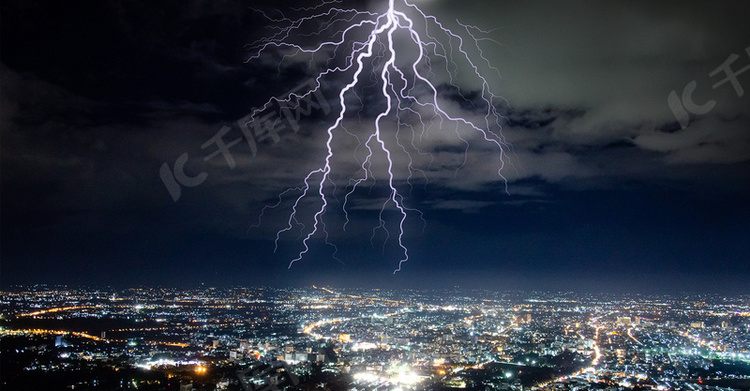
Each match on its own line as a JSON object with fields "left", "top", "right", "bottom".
{"left": 247, "top": 0, "right": 509, "bottom": 273}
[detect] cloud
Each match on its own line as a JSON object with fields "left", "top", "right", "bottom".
{"left": 399, "top": 0, "right": 750, "bottom": 182}
{"left": 4, "top": 0, "right": 748, "bottom": 234}
{"left": 427, "top": 199, "right": 496, "bottom": 211}
{"left": 175, "top": 0, "right": 747, "bottom": 202}
{"left": 634, "top": 117, "right": 750, "bottom": 164}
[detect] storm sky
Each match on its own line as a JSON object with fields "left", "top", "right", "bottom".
{"left": 2, "top": 0, "right": 749, "bottom": 293}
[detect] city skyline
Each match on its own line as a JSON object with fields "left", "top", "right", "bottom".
{"left": 1, "top": 285, "right": 749, "bottom": 390}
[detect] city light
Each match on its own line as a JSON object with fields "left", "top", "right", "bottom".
{"left": 2, "top": 286, "right": 749, "bottom": 391}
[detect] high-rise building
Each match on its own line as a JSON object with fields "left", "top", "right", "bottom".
{"left": 617, "top": 317, "right": 632, "bottom": 326}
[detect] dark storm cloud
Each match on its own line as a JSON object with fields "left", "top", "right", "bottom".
{"left": 4, "top": 0, "right": 749, "bottom": 210}
{"left": 406, "top": 0, "right": 750, "bottom": 192}
{"left": 2, "top": 0, "right": 749, "bottom": 289}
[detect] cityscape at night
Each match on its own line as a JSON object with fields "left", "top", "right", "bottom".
{"left": 2, "top": 0, "right": 749, "bottom": 390}
{"left": 1, "top": 286, "right": 749, "bottom": 390}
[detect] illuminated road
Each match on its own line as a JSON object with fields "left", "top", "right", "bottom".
{"left": 627, "top": 327, "right": 643, "bottom": 345}
{"left": 591, "top": 324, "right": 603, "bottom": 366}
{"left": 0, "top": 328, "right": 189, "bottom": 348}
{"left": 535, "top": 318, "right": 605, "bottom": 388}
{"left": 18, "top": 305, "right": 99, "bottom": 317}
{"left": 679, "top": 330, "right": 722, "bottom": 351}
{"left": 312, "top": 285, "right": 408, "bottom": 305}
{"left": 302, "top": 286, "right": 415, "bottom": 339}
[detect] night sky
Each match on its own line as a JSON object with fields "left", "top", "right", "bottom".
{"left": 2, "top": 0, "right": 749, "bottom": 293}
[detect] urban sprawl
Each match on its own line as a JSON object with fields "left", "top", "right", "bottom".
{"left": 1, "top": 286, "right": 749, "bottom": 391}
